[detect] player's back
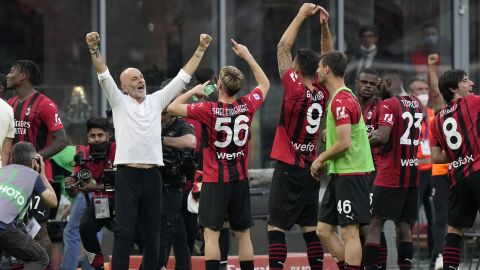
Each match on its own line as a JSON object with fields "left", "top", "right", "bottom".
{"left": 375, "top": 95, "right": 423, "bottom": 187}
{"left": 431, "top": 95, "right": 480, "bottom": 184}
{"left": 270, "top": 68, "right": 329, "bottom": 168}
{"left": 188, "top": 88, "right": 264, "bottom": 183}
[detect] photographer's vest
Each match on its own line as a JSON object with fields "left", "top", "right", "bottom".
{"left": 0, "top": 164, "right": 39, "bottom": 224}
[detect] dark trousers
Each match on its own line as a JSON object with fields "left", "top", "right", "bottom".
{"left": 80, "top": 198, "right": 115, "bottom": 255}
{"left": 112, "top": 166, "right": 162, "bottom": 270}
{"left": 172, "top": 190, "right": 198, "bottom": 270}
{"left": 430, "top": 174, "right": 450, "bottom": 260}
{"left": 158, "top": 185, "right": 183, "bottom": 268}
{"left": 0, "top": 224, "right": 49, "bottom": 270}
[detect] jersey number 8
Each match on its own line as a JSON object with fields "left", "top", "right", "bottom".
{"left": 442, "top": 118, "right": 462, "bottom": 150}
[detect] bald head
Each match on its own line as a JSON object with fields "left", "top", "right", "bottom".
{"left": 119, "top": 67, "right": 146, "bottom": 102}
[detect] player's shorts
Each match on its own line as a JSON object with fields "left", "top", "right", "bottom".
{"left": 318, "top": 174, "right": 371, "bottom": 226}
{"left": 268, "top": 162, "right": 320, "bottom": 230}
{"left": 27, "top": 194, "right": 51, "bottom": 223}
{"left": 198, "top": 180, "right": 252, "bottom": 231}
{"left": 371, "top": 185, "right": 418, "bottom": 223}
{"left": 448, "top": 170, "right": 480, "bottom": 229}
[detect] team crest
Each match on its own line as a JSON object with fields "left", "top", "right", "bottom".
{"left": 367, "top": 111, "right": 372, "bottom": 119}
{"left": 25, "top": 107, "right": 31, "bottom": 116}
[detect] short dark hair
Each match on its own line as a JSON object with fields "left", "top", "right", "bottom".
{"left": 295, "top": 48, "right": 319, "bottom": 77}
{"left": 357, "top": 67, "right": 379, "bottom": 78}
{"left": 438, "top": 69, "right": 467, "bottom": 103}
{"left": 319, "top": 51, "right": 348, "bottom": 78}
{"left": 86, "top": 117, "right": 108, "bottom": 132}
{"left": 12, "top": 60, "right": 41, "bottom": 85}
{"left": 0, "top": 73, "right": 6, "bottom": 89}
{"left": 11, "top": 142, "right": 36, "bottom": 167}
{"left": 359, "top": 25, "right": 379, "bottom": 38}
{"left": 381, "top": 70, "right": 404, "bottom": 82}
{"left": 195, "top": 67, "right": 215, "bottom": 84}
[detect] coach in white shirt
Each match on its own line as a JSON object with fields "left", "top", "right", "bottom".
{"left": 0, "top": 98, "right": 14, "bottom": 167}
{"left": 85, "top": 32, "right": 212, "bottom": 270}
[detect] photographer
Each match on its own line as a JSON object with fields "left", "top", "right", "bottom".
{"left": 0, "top": 142, "right": 58, "bottom": 270}
{"left": 64, "top": 117, "right": 116, "bottom": 270}
{"left": 158, "top": 108, "right": 196, "bottom": 269}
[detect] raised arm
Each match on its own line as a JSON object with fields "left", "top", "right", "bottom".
{"left": 157, "top": 34, "right": 212, "bottom": 108}
{"left": 167, "top": 82, "right": 209, "bottom": 118}
{"left": 428, "top": 53, "right": 445, "bottom": 113}
{"left": 183, "top": 34, "right": 213, "bottom": 76}
{"left": 277, "top": 3, "right": 320, "bottom": 77}
{"left": 231, "top": 39, "right": 270, "bottom": 97}
{"left": 85, "top": 32, "right": 107, "bottom": 74}
{"left": 319, "top": 6, "right": 333, "bottom": 54}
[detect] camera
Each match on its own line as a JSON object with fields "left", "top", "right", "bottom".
{"left": 65, "top": 151, "right": 92, "bottom": 191}
{"left": 161, "top": 146, "right": 195, "bottom": 181}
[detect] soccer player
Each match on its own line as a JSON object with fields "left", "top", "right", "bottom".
{"left": 267, "top": 3, "right": 332, "bottom": 270}
{"left": 355, "top": 67, "right": 389, "bottom": 269}
{"left": 167, "top": 39, "right": 269, "bottom": 270}
{"left": 311, "top": 51, "right": 374, "bottom": 270}
{"left": 364, "top": 71, "right": 423, "bottom": 270}
{"left": 430, "top": 69, "right": 477, "bottom": 270}
{"left": 7, "top": 59, "right": 67, "bottom": 260}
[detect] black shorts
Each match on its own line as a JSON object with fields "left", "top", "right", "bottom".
{"left": 268, "top": 162, "right": 320, "bottom": 230}
{"left": 318, "top": 174, "right": 371, "bottom": 226}
{"left": 198, "top": 181, "right": 252, "bottom": 231}
{"left": 371, "top": 185, "right": 418, "bottom": 223}
{"left": 448, "top": 170, "right": 480, "bottom": 229}
{"left": 28, "top": 194, "right": 51, "bottom": 223}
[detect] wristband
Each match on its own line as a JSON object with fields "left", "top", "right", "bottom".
{"left": 89, "top": 47, "right": 100, "bottom": 54}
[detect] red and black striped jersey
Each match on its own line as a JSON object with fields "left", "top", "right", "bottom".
{"left": 270, "top": 68, "right": 329, "bottom": 168}
{"left": 430, "top": 95, "right": 480, "bottom": 186}
{"left": 186, "top": 88, "right": 264, "bottom": 183}
{"left": 363, "top": 97, "right": 383, "bottom": 168}
{"left": 375, "top": 95, "right": 423, "bottom": 187}
{"left": 8, "top": 93, "right": 64, "bottom": 180}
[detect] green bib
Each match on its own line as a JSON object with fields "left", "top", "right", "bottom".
{"left": 326, "top": 87, "right": 374, "bottom": 174}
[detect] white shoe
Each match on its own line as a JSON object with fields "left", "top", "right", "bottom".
{"left": 434, "top": 253, "right": 444, "bottom": 270}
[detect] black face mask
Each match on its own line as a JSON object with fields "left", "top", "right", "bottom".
{"left": 89, "top": 141, "right": 109, "bottom": 160}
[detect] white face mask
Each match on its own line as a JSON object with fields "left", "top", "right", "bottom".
{"left": 417, "top": 93, "right": 429, "bottom": 106}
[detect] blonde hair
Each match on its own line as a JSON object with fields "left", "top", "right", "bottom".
{"left": 219, "top": 66, "right": 244, "bottom": 96}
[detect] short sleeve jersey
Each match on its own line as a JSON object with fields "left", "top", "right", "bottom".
{"left": 430, "top": 95, "right": 480, "bottom": 186}
{"left": 8, "top": 93, "right": 64, "bottom": 180}
{"left": 270, "top": 68, "right": 329, "bottom": 168}
{"left": 375, "top": 95, "right": 423, "bottom": 187}
{"left": 187, "top": 88, "right": 264, "bottom": 183}
{"left": 330, "top": 90, "right": 362, "bottom": 126}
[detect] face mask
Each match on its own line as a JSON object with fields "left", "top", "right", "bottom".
{"left": 417, "top": 94, "right": 429, "bottom": 106}
{"left": 424, "top": 35, "right": 438, "bottom": 46}
{"left": 89, "top": 141, "right": 109, "bottom": 155}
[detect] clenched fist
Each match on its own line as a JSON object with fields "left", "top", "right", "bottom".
{"left": 199, "top": 34, "right": 213, "bottom": 50}
{"left": 299, "top": 3, "right": 320, "bottom": 19}
{"left": 319, "top": 6, "right": 329, "bottom": 25}
{"left": 428, "top": 53, "right": 439, "bottom": 66}
{"left": 86, "top": 32, "right": 100, "bottom": 49}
